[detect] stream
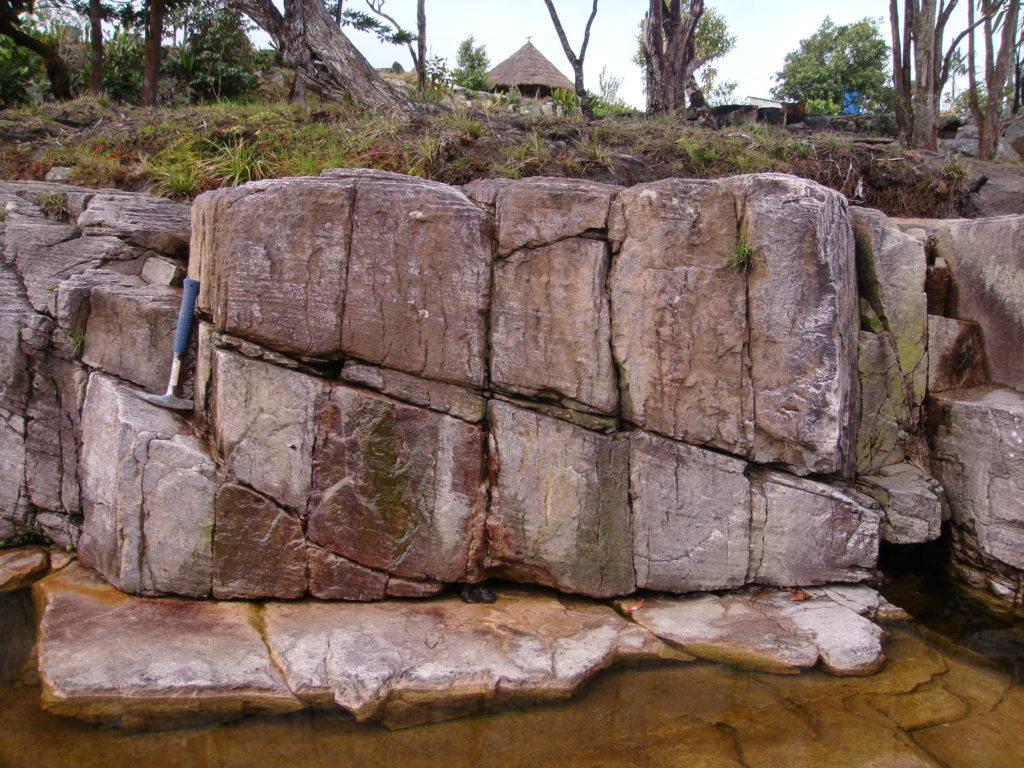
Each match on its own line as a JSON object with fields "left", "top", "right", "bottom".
{"left": 2, "top": 557, "right": 1022, "bottom": 768}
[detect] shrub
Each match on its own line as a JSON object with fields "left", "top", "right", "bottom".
{"left": 103, "top": 30, "right": 145, "bottom": 102}
{"left": 0, "top": 37, "right": 46, "bottom": 107}
{"left": 173, "top": 7, "right": 258, "bottom": 101}
{"left": 452, "top": 36, "right": 489, "bottom": 92}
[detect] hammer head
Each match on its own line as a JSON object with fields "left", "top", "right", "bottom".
{"left": 133, "top": 390, "right": 194, "bottom": 411}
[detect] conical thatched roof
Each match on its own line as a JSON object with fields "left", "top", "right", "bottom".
{"left": 487, "top": 41, "right": 574, "bottom": 91}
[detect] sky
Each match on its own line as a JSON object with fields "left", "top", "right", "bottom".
{"left": 323, "top": 1, "right": 971, "bottom": 109}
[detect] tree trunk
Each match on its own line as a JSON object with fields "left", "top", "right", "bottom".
{"left": 230, "top": 0, "right": 411, "bottom": 111}
{"left": 642, "top": 0, "right": 704, "bottom": 115}
{"left": 911, "top": 0, "right": 938, "bottom": 149}
{"left": 542, "top": 0, "right": 598, "bottom": 118}
{"left": 142, "top": 0, "right": 165, "bottom": 106}
{"left": 891, "top": 0, "right": 915, "bottom": 145}
{"left": 973, "top": 0, "right": 1021, "bottom": 159}
{"left": 890, "top": 0, "right": 984, "bottom": 149}
{"left": 0, "top": 11, "right": 72, "bottom": 100}
{"left": 416, "top": 0, "right": 426, "bottom": 92}
{"left": 89, "top": 0, "right": 103, "bottom": 94}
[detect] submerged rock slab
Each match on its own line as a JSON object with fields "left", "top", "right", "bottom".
{"left": 35, "top": 564, "right": 302, "bottom": 729}
{"left": 0, "top": 546, "right": 49, "bottom": 592}
{"left": 262, "top": 589, "right": 679, "bottom": 729}
{"left": 35, "top": 564, "right": 902, "bottom": 730}
{"left": 629, "top": 587, "right": 887, "bottom": 676}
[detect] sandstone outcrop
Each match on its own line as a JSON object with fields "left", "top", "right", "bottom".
{"left": 3, "top": 174, "right": 1023, "bottom": 615}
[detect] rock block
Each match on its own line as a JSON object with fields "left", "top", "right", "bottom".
{"left": 0, "top": 408, "right": 29, "bottom": 532}
{"left": 486, "top": 401, "right": 633, "bottom": 597}
{"left": 463, "top": 176, "right": 618, "bottom": 255}
{"left": 491, "top": 237, "right": 617, "bottom": 413}
{"left": 340, "top": 361, "right": 485, "bottom": 422}
{"left": 4, "top": 213, "right": 140, "bottom": 312}
{"left": 730, "top": 174, "right": 859, "bottom": 476}
{"left": 928, "top": 315, "right": 987, "bottom": 393}
{"left": 933, "top": 216, "right": 1024, "bottom": 389}
{"left": 78, "top": 373, "right": 215, "bottom": 597}
{"left": 857, "top": 463, "right": 945, "bottom": 545}
{"left": 0, "top": 265, "right": 35, "bottom": 415}
{"left": 211, "top": 349, "right": 327, "bottom": 511}
{"left": 24, "top": 358, "right": 87, "bottom": 517}
{"left": 856, "top": 330, "right": 911, "bottom": 474}
{"left": 191, "top": 178, "right": 354, "bottom": 358}
{"left": 307, "top": 545, "right": 387, "bottom": 601}
{"left": 749, "top": 471, "right": 881, "bottom": 586}
{"left": 77, "top": 192, "right": 191, "bottom": 255}
{"left": 611, "top": 178, "right": 753, "bottom": 455}
{"left": 629, "top": 430, "right": 751, "bottom": 592}
{"left": 340, "top": 172, "right": 491, "bottom": 387}
{"left": 35, "top": 564, "right": 302, "bottom": 729}
{"left": 262, "top": 589, "right": 673, "bottom": 728}
{"left": 79, "top": 275, "right": 181, "bottom": 393}
{"left": 929, "top": 387, "right": 1024, "bottom": 572}
{"left": 852, "top": 207, "right": 928, "bottom": 416}
{"left": 213, "top": 484, "right": 307, "bottom": 600}
{"left": 630, "top": 587, "right": 886, "bottom": 676}
{"left": 307, "top": 385, "right": 486, "bottom": 584}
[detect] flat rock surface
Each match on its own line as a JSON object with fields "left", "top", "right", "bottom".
{"left": 34, "top": 563, "right": 904, "bottom": 731}
{"left": 0, "top": 546, "right": 49, "bottom": 592}
{"left": 629, "top": 587, "right": 888, "bottom": 676}
{"left": 262, "top": 589, "right": 680, "bottom": 729}
{"left": 34, "top": 563, "right": 302, "bottom": 729}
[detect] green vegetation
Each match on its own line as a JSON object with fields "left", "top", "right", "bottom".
{"left": 33, "top": 191, "right": 69, "bottom": 221}
{"left": 452, "top": 36, "right": 490, "bottom": 92}
{"left": 772, "top": 17, "right": 892, "bottom": 113}
{"left": 724, "top": 238, "right": 754, "bottom": 273}
{"left": 941, "top": 154, "right": 969, "bottom": 180}
{"left": 64, "top": 328, "right": 85, "bottom": 356}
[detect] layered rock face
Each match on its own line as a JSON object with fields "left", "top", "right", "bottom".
{"left": 1, "top": 181, "right": 189, "bottom": 548}
{"left": 3, "top": 173, "right": 1022, "bottom": 607}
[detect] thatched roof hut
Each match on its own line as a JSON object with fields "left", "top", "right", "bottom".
{"left": 487, "top": 41, "right": 574, "bottom": 99}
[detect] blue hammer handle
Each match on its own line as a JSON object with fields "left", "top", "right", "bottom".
{"left": 172, "top": 279, "right": 200, "bottom": 357}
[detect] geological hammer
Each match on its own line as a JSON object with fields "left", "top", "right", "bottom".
{"left": 134, "top": 278, "right": 199, "bottom": 411}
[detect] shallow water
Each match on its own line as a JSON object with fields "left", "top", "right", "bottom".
{"left": 3, "top": 614, "right": 1023, "bottom": 768}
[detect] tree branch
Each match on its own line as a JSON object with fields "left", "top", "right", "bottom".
{"left": 579, "top": 0, "right": 599, "bottom": 63}
{"left": 542, "top": 0, "right": 579, "bottom": 66}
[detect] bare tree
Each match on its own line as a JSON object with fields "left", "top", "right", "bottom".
{"left": 967, "top": 0, "right": 1021, "bottom": 159}
{"left": 362, "top": 0, "right": 425, "bottom": 90}
{"left": 230, "top": 0, "right": 411, "bottom": 110}
{"left": 890, "top": 0, "right": 985, "bottom": 149}
{"left": 542, "top": 0, "right": 599, "bottom": 118}
{"left": 640, "top": 0, "right": 706, "bottom": 114}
